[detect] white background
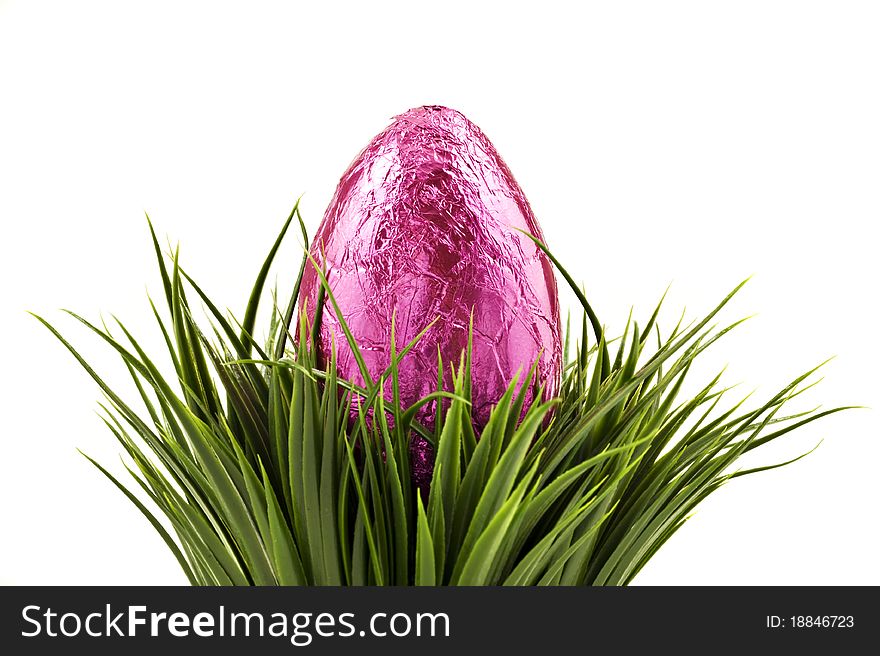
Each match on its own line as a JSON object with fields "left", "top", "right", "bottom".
{"left": 1, "top": 1, "right": 877, "bottom": 585}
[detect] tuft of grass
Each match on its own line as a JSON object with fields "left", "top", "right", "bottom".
{"left": 34, "top": 203, "right": 852, "bottom": 585}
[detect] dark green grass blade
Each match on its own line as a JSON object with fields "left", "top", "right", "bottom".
{"left": 81, "top": 452, "right": 196, "bottom": 584}
{"left": 415, "top": 494, "right": 436, "bottom": 586}
{"left": 240, "top": 200, "right": 299, "bottom": 356}
{"left": 516, "top": 229, "right": 609, "bottom": 379}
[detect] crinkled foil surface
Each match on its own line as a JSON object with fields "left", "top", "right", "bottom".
{"left": 299, "top": 106, "right": 561, "bottom": 490}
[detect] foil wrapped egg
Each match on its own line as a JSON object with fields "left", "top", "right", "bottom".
{"left": 298, "top": 105, "right": 561, "bottom": 489}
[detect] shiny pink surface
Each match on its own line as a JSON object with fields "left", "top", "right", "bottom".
{"left": 299, "top": 106, "right": 561, "bottom": 489}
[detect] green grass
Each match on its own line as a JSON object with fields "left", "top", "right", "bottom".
{"left": 34, "top": 201, "right": 851, "bottom": 585}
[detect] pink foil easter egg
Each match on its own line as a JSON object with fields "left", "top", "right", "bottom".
{"left": 299, "top": 105, "right": 561, "bottom": 489}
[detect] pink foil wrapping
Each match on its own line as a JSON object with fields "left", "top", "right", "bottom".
{"left": 299, "top": 106, "right": 561, "bottom": 490}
